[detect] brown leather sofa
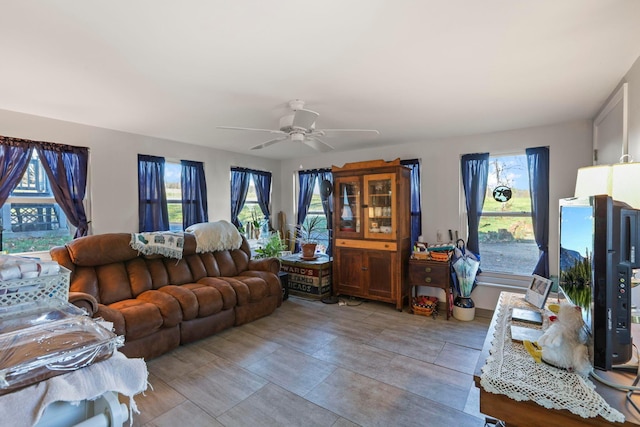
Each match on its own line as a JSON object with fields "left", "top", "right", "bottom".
{"left": 50, "top": 233, "right": 282, "bottom": 360}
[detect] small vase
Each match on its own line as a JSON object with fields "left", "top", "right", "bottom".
{"left": 453, "top": 296, "right": 475, "bottom": 321}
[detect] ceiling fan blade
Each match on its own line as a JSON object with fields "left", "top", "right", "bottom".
{"left": 218, "top": 126, "right": 285, "bottom": 134}
{"left": 318, "top": 129, "right": 380, "bottom": 137}
{"left": 250, "top": 136, "right": 288, "bottom": 150}
{"left": 291, "top": 109, "right": 319, "bottom": 130}
{"left": 304, "top": 136, "right": 334, "bottom": 152}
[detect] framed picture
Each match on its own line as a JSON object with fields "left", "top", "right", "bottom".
{"left": 524, "top": 274, "right": 553, "bottom": 309}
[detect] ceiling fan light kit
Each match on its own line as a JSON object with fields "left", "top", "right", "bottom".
{"left": 217, "top": 99, "right": 379, "bottom": 152}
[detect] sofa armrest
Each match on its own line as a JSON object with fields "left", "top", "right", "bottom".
{"left": 68, "top": 291, "right": 98, "bottom": 316}
{"left": 247, "top": 257, "right": 281, "bottom": 275}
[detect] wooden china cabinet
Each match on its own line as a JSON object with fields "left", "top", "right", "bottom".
{"left": 331, "top": 159, "right": 411, "bottom": 310}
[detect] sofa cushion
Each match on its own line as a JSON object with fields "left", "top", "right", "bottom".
{"left": 196, "top": 277, "right": 237, "bottom": 309}
{"left": 107, "top": 299, "right": 165, "bottom": 341}
{"left": 66, "top": 233, "right": 138, "bottom": 266}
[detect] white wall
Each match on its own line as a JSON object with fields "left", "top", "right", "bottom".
{"left": 0, "top": 110, "right": 595, "bottom": 311}
{"left": 623, "top": 55, "right": 640, "bottom": 162}
{"left": 279, "top": 120, "right": 593, "bottom": 309}
{"left": 0, "top": 109, "right": 281, "bottom": 235}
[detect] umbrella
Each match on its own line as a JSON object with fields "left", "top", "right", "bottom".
{"left": 451, "top": 239, "right": 479, "bottom": 298}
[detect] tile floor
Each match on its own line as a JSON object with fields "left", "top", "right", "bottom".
{"left": 130, "top": 296, "right": 492, "bottom": 427}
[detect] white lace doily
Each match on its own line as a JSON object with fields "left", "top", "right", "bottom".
{"left": 480, "top": 292, "right": 624, "bottom": 423}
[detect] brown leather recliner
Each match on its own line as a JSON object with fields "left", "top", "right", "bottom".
{"left": 50, "top": 233, "right": 282, "bottom": 360}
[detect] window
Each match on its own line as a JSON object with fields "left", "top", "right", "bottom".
{"left": 2, "top": 151, "right": 72, "bottom": 253}
{"left": 478, "top": 154, "right": 538, "bottom": 275}
{"left": 305, "top": 179, "right": 330, "bottom": 253}
{"left": 164, "top": 161, "right": 182, "bottom": 231}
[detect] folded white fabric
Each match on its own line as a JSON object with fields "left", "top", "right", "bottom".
{"left": 185, "top": 220, "right": 243, "bottom": 253}
{"left": 0, "top": 255, "right": 61, "bottom": 281}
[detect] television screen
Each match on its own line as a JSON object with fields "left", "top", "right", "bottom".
{"left": 559, "top": 195, "right": 634, "bottom": 370}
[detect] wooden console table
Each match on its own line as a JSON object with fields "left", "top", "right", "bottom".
{"left": 408, "top": 259, "right": 451, "bottom": 319}
{"left": 474, "top": 292, "right": 640, "bottom": 426}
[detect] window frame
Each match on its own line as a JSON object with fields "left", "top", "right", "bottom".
{"left": 460, "top": 150, "right": 538, "bottom": 279}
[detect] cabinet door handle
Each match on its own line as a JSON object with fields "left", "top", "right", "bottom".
{"left": 424, "top": 267, "right": 432, "bottom": 273}
{"left": 362, "top": 267, "right": 368, "bottom": 271}
{"left": 424, "top": 277, "right": 432, "bottom": 283}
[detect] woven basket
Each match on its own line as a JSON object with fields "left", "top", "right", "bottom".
{"left": 412, "top": 295, "right": 438, "bottom": 317}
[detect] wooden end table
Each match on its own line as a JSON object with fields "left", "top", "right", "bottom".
{"left": 407, "top": 258, "right": 452, "bottom": 319}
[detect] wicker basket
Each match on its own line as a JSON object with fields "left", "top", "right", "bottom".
{"left": 0, "top": 267, "right": 70, "bottom": 307}
{"left": 412, "top": 295, "right": 438, "bottom": 317}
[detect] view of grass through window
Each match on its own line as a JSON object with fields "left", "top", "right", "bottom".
{"left": 2, "top": 151, "right": 73, "bottom": 254}
{"left": 165, "top": 162, "right": 182, "bottom": 231}
{"left": 478, "top": 154, "right": 538, "bottom": 275}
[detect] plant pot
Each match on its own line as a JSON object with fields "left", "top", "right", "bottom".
{"left": 301, "top": 243, "right": 317, "bottom": 259}
{"left": 453, "top": 296, "right": 475, "bottom": 321}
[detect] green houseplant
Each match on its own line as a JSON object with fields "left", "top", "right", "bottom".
{"left": 255, "top": 233, "right": 287, "bottom": 259}
{"left": 296, "top": 216, "right": 325, "bottom": 259}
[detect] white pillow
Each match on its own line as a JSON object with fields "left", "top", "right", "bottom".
{"left": 185, "top": 220, "right": 243, "bottom": 252}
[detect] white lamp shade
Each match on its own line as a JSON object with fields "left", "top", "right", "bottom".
{"left": 611, "top": 163, "right": 640, "bottom": 209}
{"left": 574, "top": 165, "right": 612, "bottom": 198}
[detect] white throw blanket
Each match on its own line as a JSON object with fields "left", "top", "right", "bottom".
{"left": 185, "top": 220, "right": 243, "bottom": 253}
{"left": 130, "top": 231, "right": 184, "bottom": 259}
{"left": 0, "top": 351, "right": 148, "bottom": 427}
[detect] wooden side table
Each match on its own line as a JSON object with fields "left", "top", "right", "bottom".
{"left": 408, "top": 259, "right": 452, "bottom": 319}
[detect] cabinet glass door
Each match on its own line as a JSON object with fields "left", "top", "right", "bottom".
{"left": 364, "top": 173, "right": 395, "bottom": 239}
{"left": 335, "top": 177, "right": 361, "bottom": 237}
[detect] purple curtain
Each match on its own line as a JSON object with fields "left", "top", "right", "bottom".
{"left": 230, "top": 168, "right": 251, "bottom": 227}
{"left": 400, "top": 159, "right": 422, "bottom": 246}
{"left": 461, "top": 153, "right": 489, "bottom": 256}
{"left": 181, "top": 160, "right": 208, "bottom": 229}
{"left": 37, "top": 143, "right": 89, "bottom": 237}
{"left": 0, "top": 137, "right": 34, "bottom": 208}
{"left": 317, "top": 169, "right": 333, "bottom": 256}
{"left": 138, "top": 154, "right": 169, "bottom": 232}
{"left": 526, "top": 146, "right": 550, "bottom": 278}
{"left": 252, "top": 170, "right": 272, "bottom": 220}
{"left": 296, "top": 170, "right": 317, "bottom": 252}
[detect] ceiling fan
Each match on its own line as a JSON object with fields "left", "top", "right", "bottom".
{"left": 217, "top": 99, "right": 379, "bottom": 152}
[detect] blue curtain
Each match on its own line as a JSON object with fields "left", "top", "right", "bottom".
{"left": 0, "top": 137, "right": 34, "bottom": 208}
{"left": 318, "top": 169, "right": 333, "bottom": 256}
{"left": 461, "top": 153, "right": 489, "bottom": 256}
{"left": 526, "top": 146, "right": 550, "bottom": 278}
{"left": 181, "top": 160, "right": 208, "bottom": 229}
{"left": 230, "top": 167, "right": 251, "bottom": 227}
{"left": 296, "top": 170, "right": 318, "bottom": 251}
{"left": 138, "top": 154, "right": 169, "bottom": 232}
{"left": 37, "top": 143, "right": 90, "bottom": 238}
{"left": 253, "top": 170, "right": 272, "bottom": 220}
{"left": 400, "top": 159, "right": 422, "bottom": 246}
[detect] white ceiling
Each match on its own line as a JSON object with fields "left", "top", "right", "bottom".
{"left": 1, "top": 1, "right": 640, "bottom": 159}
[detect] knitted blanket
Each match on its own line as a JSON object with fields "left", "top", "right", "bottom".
{"left": 130, "top": 231, "right": 184, "bottom": 259}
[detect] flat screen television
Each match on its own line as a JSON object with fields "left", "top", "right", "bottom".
{"left": 559, "top": 195, "right": 637, "bottom": 371}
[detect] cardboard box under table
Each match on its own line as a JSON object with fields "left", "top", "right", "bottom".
{"left": 280, "top": 254, "right": 332, "bottom": 300}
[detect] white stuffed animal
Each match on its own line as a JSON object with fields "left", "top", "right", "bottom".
{"left": 524, "top": 303, "right": 592, "bottom": 376}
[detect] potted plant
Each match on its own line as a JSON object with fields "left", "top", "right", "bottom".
{"left": 296, "top": 216, "right": 325, "bottom": 259}
{"left": 255, "top": 233, "right": 287, "bottom": 259}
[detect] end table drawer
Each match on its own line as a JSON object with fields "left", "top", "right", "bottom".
{"left": 408, "top": 262, "right": 449, "bottom": 285}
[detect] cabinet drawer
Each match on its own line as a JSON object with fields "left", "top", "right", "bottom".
{"left": 408, "top": 262, "right": 449, "bottom": 285}
{"left": 335, "top": 239, "right": 397, "bottom": 251}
